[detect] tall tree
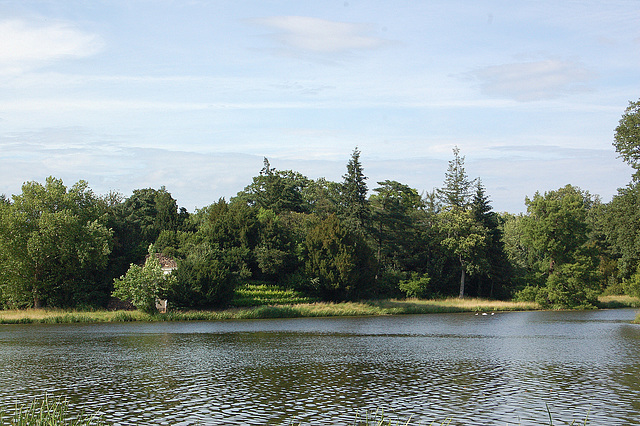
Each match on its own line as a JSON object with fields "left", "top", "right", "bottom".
{"left": 613, "top": 99, "right": 640, "bottom": 180}
{"left": 339, "top": 148, "right": 369, "bottom": 234}
{"left": 0, "top": 177, "right": 112, "bottom": 308}
{"left": 601, "top": 182, "right": 640, "bottom": 279}
{"left": 469, "top": 180, "right": 511, "bottom": 298}
{"left": 370, "top": 180, "right": 423, "bottom": 273}
{"left": 522, "top": 185, "right": 600, "bottom": 308}
{"left": 304, "top": 214, "right": 375, "bottom": 301}
{"left": 436, "top": 147, "right": 485, "bottom": 298}
{"left": 234, "top": 158, "right": 310, "bottom": 214}
{"left": 437, "top": 146, "right": 474, "bottom": 210}
{"left": 439, "top": 209, "right": 487, "bottom": 298}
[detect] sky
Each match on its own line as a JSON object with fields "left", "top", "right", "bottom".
{"left": 1, "top": 0, "right": 639, "bottom": 213}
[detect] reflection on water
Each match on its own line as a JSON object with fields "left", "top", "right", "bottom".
{"left": 0, "top": 309, "right": 639, "bottom": 425}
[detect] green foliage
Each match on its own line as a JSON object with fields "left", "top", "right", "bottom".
{"left": 520, "top": 185, "right": 602, "bottom": 308}
{"left": 112, "top": 250, "right": 174, "bottom": 314}
{"left": 235, "top": 158, "right": 310, "bottom": 214}
{"left": 523, "top": 185, "right": 591, "bottom": 271}
{"left": 601, "top": 182, "right": 640, "bottom": 279}
{"left": 622, "top": 263, "right": 640, "bottom": 298}
{"left": 438, "top": 209, "right": 487, "bottom": 297}
{"left": 169, "top": 244, "right": 247, "bottom": 309}
{"left": 302, "top": 177, "right": 340, "bottom": 217}
{"left": 613, "top": 99, "right": 640, "bottom": 179}
{"left": 370, "top": 180, "right": 425, "bottom": 274}
{"left": 437, "top": 146, "right": 474, "bottom": 210}
{"left": 0, "top": 177, "right": 112, "bottom": 308}
{"left": 544, "top": 255, "right": 601, "bottom": 309}
{"left": 339, "top": 147, "right": 370, "bottom": 234}
{"left": 512, "top": 285, "right": 542, "bottom": 303}
{"left": 398, "top": 272, "right": 432, "bottom": 299}
{"left": 304, "top": 214, "right": 375, "bottom": 301}
{"left": 231, "top": 283, "right": 317, "bottom": 307}
{"left": 469, "top": 180, "right": 513, "bottom": 298}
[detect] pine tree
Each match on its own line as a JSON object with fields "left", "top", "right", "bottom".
{"left": 437, "top": 146, "right": 474, "bottom": 210}
{"left": 339, "top": 147, "right": 370, "bottom": 234}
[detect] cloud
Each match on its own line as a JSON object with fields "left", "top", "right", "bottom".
{"left": 253, "top": 16, "right": 389, "bottom": 54}
{"left": 0, "top": 19, "right": 102, "bottom": 72}
{"left": 472, "top": 59, "right": 595, "bottom": 101}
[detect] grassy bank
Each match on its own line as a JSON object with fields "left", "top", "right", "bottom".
{"left": 1, "top": 294, "right": 638, "bottom": 325}
{"left": 0, "top": 298, "right": 539, "bottom": 325}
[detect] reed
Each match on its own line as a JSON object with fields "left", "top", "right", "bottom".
{"left": 0, "top": 395, "right": 104, "bottom": 426}
{"left": 597, "top": 294, "right": 640, "bottom": 309}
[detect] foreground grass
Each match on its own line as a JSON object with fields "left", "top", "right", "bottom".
{"left": 0, "top": 400, "right": 590, "bottom": 426}
{"left": 0, "top": 298, "right": 540, "bottom": 324}
{"left": 0, "top": 396, "right": 104, "bottom": 426}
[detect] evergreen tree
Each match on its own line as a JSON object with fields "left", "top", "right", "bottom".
{"left": 339, "top": 148, "right": 369, "bottom": 234}
{"left": 469, "top": 180, "right": 512, "bottom": 298}
{"left": 437, "top": 146, "right": 474, "bottom": 210}
{"left": 436, "top": 147, "right": 485, "bottom": 298}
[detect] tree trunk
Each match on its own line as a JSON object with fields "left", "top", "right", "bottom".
{"left": 459, "top": 266, "right": 466, "bottom": 299}
{"left": 33, "top": 289, "right": 42, "bottom": 309}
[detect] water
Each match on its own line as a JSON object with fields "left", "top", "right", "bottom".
{"left": 0, "top": 309, "right": 639, "bottom": 425}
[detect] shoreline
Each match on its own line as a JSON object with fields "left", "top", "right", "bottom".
{"left": 1, "top": 295, "right": 638, "bottom": 325}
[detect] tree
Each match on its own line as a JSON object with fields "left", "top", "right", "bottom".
{"left": 0, "top": 177, "right": 112, "bottom": 308}
{"left": 112, "top": 248, "right": 175, "bottom": 314}
{"left": 234, "top": 158, "right": 310, "bottom": 214}
{"left": 613, "top": 99, "right": 640, "bottom": 180}
{"left": 168, "top": 243, "right": 244, "bottom": 309}
{"left": 523, "top": 185, "right": 591, "bottom": 274}
{"left": 304, "top": 214, "right": 375, "bottom": 301}
{"left": 439, "top": 209, "right": 487, "bottom": 298}
{"left": 601, "top": 182, "right": 640, "bottom": 279}
{"left": 437, "top": 146, "right": 474, "bottom": 210}
{"left": 370, "top": 180, "right": 423, "bottom": 273}
{"left": 338, "top": 148, "right": 370, "bottom": 234}
{"left": 521, "top": 185, "right": 601, "bottom": 308}
{"left": 106, "top": 187, "right": 183, "bottom": 285}
{"left": 436, "top": 147, "right": 486, "bottom": 298}
{"left": 469, "top": 180, "right": 512, "bottom": 298}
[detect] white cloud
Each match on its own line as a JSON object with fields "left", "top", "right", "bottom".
{"left": 0, "top": 19, "right": 102, "bottom": 71}
{"left": 253, "top": 16, "right": 389, "bottom": 53}
{"left": 472, "top": 59, "right": 595, "bottom": 101}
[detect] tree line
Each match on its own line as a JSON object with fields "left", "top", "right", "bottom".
{"left": 2, "top": 100, "right": 640, "bottom": 312}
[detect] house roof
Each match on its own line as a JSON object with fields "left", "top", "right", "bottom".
{"left": 145, "top": 253, "right": 177, "bottom": 269}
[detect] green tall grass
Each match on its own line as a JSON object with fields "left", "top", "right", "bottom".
{"left": 0, "top": 396, "right": 103, "bottom": 426}
{"left": 231, "top": 283, "right": 318, "bottom": 307}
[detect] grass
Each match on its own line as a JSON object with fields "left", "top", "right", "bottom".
{"left": 596, "top": 294, "right": 640, "bottom": 309}
{"left": 231, "top": 283, "right": 318, "bottom": 307}
{"left": 0, "top": 400, "right": 588, "bottom": 426}
{"left": 1, "top": 289, "right": 638, "bottom": 325}
{"left": 0, "top": 297, "right": 540, "bottom": 325}
{"left": 0, "top": 396, "right": 104, "bottom": 426}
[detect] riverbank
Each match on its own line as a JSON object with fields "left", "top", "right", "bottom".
{"left": 0, "top": 297, "right": 543, "bottom": 324}
{"left": 1, "top": 295, "right": 638, "bottom": 325}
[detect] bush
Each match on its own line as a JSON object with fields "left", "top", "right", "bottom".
{"left": 399, "top": 272, "right": 432, "bottom": 299}
{"left": 112, "top": 252, "right": 173, "bottom": 314}
{"left": 168, "top": 245, "right": 241, "bottom": 309}
{"left": 513, "top": 285, "right": 542, "bottom": 303}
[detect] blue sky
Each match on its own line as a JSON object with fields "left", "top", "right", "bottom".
{"left": 1, "top": 0, "right": 638, "bottom": 212}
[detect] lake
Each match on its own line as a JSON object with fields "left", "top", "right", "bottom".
{"left": 0, "top": 309, "right": 639, "bottom": 425}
